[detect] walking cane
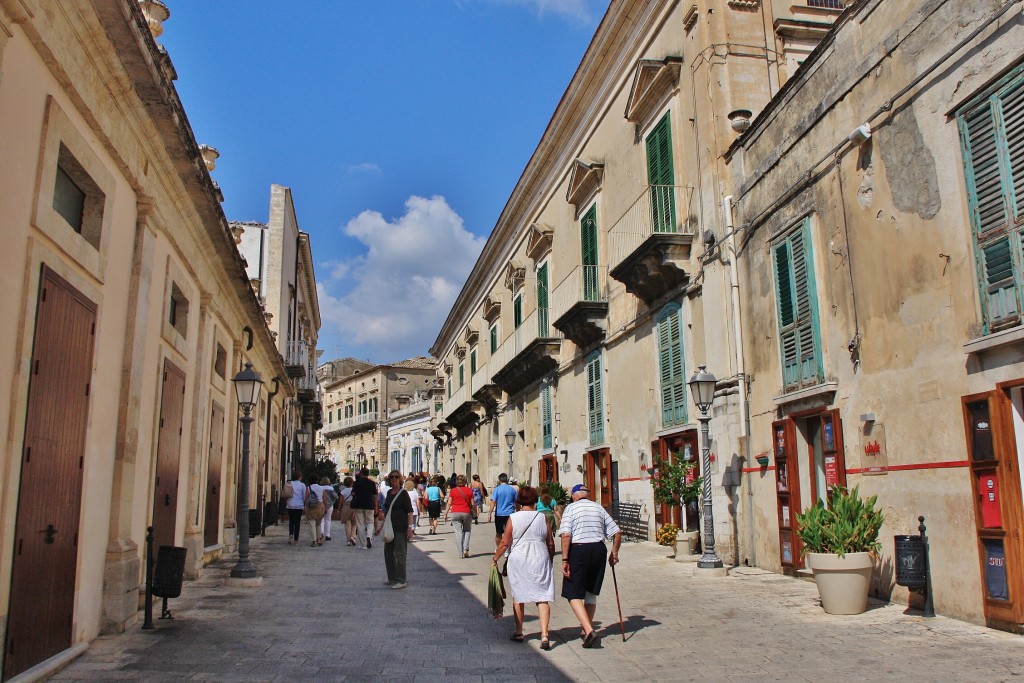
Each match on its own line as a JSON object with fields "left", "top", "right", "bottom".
{"left": 611, "top": 562, "right": 626, "bottom": 642}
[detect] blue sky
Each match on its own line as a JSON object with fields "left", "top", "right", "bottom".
{"left": 160, "top": 0, "right": 607, "bottom": 364}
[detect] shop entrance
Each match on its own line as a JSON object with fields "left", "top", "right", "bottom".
{"left": 651, "top": 431, "right": 699, "bottom": 530}
{"left": 584, "top": 448, "right": 612, "bottom": 508}
{"left": 772, "top": 409, "right": 846, "bottom": 572}
{"left": 962, "top": 384, "right": 1024, "bottom": 628}
{"left": 539, "top": 454, "right": 559, "bottom": 484}
{"left": 204, "top": 401, "right": 225, "bottom": 547}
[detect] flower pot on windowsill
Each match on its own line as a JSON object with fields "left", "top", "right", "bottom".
{"left": 755, "top": 454, "right": 770, "bottom": 467}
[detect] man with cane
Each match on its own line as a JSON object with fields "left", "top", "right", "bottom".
{"left": 557, "top": 484, "right": 623, "bottom": 648}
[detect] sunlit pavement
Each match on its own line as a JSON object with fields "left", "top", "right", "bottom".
{"left": 53, "top": 519, "right": 1024, "bottom": 682}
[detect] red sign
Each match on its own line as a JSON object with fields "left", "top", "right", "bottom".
{"left": 824, "top": 456, "right": 839, "bottom": 487}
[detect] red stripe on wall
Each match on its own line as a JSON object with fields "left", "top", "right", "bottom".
{"left": 741, "top": 466, "right": 776, "bottom": 474}
{"left": 846, "top": 460, "right": 969, "bottom": 475}
{"left": 618, "top": 477, "right": 644, "bottom": 482}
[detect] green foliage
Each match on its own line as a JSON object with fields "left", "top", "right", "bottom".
{"left": 301, "top": 459, "right": 339, "bottom": 486}
{"left": 795, "top": 485, "right": 884, "bottom": 558}
{"left": 368, "top": 468, "right": 380, "bottom": 477}
{"left": 540, "top": 480, "right": 569, "bottom": 507}
{"left": 649, "top": 455, "right": 702, "bottom": 508}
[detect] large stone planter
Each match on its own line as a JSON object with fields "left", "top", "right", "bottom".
{"left": 674, "top": 530, "right": 699, "bottom": 560}
{"left": 806, "top": 551, "right": 873, "bottom": 615}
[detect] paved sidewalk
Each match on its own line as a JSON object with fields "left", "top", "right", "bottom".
{"left": 53, "top": 518, "right": 1024, "bottom": 682}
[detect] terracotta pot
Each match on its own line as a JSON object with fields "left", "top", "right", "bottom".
{"left": 806, "top": 551, "right": 873, "bottom": 615}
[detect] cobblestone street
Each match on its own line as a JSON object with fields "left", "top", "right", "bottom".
{"left": 52, "top": 520, "right": 1024, "bottom": 682}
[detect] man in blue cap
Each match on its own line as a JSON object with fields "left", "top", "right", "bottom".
{"left": 557, "top": 483, "right": 622, "bottom": 648}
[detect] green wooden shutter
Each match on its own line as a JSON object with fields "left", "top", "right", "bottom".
{"left": 470, "top": 348, "right": 477, "bottom": 375}
{"left": 537, "top": 263, "right": 549, "bottom": 336}
{"left": 646, "top": 114, "right": 676, "bottom": 233}
{"left": 459, "top": 363, "right": 465, "bottom": 387}
{"left": 490, "top": 324, "right": 498, "bottom": 353}
{"left": 774, "top": 221, "right": 821, "bottom": 391}
{"left": 587, "top": 352, "right": 604, "bottom": 445}
{"left": 657, "top": 304, "right": 686, "bottom": 427}
{"left": 541, "top": 384, "right": 553, "bottom": 450}
{"left": 581, "top": 206, "right": 599, "bottom": 301}
{"left": 514, "top": 295, "right": 523, "bottom": 328}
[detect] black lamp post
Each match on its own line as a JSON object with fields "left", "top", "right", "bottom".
{"left": 688, "top": 364, "right": 723, "bottom": 570}
{"left": 296, "top": 426, "right": 310, "bottom": 463}
{"left": 504, "top": 427, "right": 516, "bottom": 473}
{"left": 231, "top": 361, "right": 263, "bottom": 579}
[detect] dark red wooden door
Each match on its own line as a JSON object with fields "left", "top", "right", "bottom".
{"left": 5, "top": 267, "right": 96, "bottom": 680}
{"left": 153, "top": 359, "right": 185, "bottom": 552}
{"left": 204, "top": 401, "right": 225, "bottom": 547}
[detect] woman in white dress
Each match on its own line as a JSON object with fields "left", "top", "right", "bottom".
{"left": 491, "top": 486, "right": 555, "bottom": 650}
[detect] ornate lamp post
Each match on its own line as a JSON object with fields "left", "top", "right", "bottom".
{"left": 505, "top": 427, "right": 516, "bottom": 474}
{"left": 688, "top": 365, "right": 723, "bottom": 571}
{"left": 296, "top": 426, "right": 309, "bottom": 465}
{"left": 231, "top": 362, "right": 263, "bottom": 579}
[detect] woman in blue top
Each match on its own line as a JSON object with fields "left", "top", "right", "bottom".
{"left": 425, "top": 476, "right": 444, "bottom": 535}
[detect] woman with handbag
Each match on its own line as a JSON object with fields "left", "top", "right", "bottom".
{"left": 443, "top": 474, "right": 475, "bottom": 558}
{"left": 339, "top": 476, "right": 357, "bottom": 546}
{"left": 491, "top": 486, "right": 555, "bottom": 650}
{"left": 305, "top": 479, "right": 328, "bottom": 546}
{"left": 378, "top": 470, "right": 414, "bottom": 589}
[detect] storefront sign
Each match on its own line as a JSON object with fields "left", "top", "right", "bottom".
{"left": 984, "top": 539, "right": 1009, "bottom": 601}
{"left": 861, "top": 423, "right": 889, "bottom": 475}
{"left": 824, "top": 456, "right": 839, "bottom": 487}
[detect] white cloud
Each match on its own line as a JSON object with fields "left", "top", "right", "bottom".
{"left": 318, "top": 195, "right": 485, "bottom": 362}
{"left": 485, "top": 0, "right": 603, "bottom": 22}
{"left": 320, "top": 259, "right": 351, "bottom": 281}
{"left": 346, "top": 162, "right": 381, "bottom": 175}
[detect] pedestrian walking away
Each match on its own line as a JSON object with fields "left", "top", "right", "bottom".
{"left": 425, "top": 476, "right": 443, "bottom": 535}
{"left": 558, "top": 483, "right": 622, "bottom": 649}
{"left": 492, "top": 486, "right": 555, "bottom": 650}
{"left": 319, "top": 476, "right": 339, "bottom": 542}
{"left": 339, "top": 476, "right": 357, "bottom": 545}
{"left": 470, "top": 474, "right": 487, "bottom": 524}
{"left": 404, "top": 478, "right": 421, "bottom": 533}
{"left": 444, "top": 474, "right": 474, "bottom": 557}
{"left": 490, "top": 473, "right": 518, "bottom": 547}
{"left": 284, "top": 471, "right": 307, "bottom": 545}
{"left": 350, "top": 467, "right": 380, "bottom": 549}
{"left": 379, "top": 470, "right": 414, "bottom": 589}
{"left": 305, "top": 478, "right": 328, "bottom": 546}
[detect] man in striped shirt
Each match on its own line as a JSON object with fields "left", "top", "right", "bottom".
{"left": 557, "top": 484, "right": 622, "bottom": 648}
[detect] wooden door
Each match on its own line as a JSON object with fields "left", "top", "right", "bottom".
{"left": 653, "top": 432, "right": 699, "bottom": 529}
{"left": 585, "top": 448, "right": 612, "bottom": 508}
{"left": 963, "top": 390, "right": 1024, "bottom": 626}
{"left": 4, "top": 267, "right": 96, "bottom": 680}
{"left": 153, "top": 359, "right": 185, "bottom": 551}
{"left": 773, "top": 418, "right": 803, "bottom": 571}
{"left": 539, "top": 454, "right": 558, "bottom": 484}
{"left": 204, "top": 401, "right": 225, "bottom": 547}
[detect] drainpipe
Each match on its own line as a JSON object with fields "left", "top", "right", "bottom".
{"left": 724, "top": 195, "right": 755, "bottom": 566}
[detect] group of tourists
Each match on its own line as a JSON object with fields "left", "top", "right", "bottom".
{"left": 282, "top": 468, "right": 623, "bottom": 648}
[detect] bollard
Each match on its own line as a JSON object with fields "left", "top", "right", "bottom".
{"left": 919, "top": 516, "right": 935, "bottom": 617}
{"left": 142, "top": 526, "right": 154, "bottom": 630}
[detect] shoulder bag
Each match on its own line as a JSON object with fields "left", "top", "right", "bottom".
{"left": 456, "top": 487, "right": 478, "bottom": 521}
{"left": 501, "top": 511, "right": 542, "bottom": 577}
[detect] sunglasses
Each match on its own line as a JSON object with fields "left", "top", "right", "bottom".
{"left": 389, "top": 475, "right": 401, "bottom": 479}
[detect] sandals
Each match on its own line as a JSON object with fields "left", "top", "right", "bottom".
{"left": 540, "top": 638, "right": 551, "bottom": 651}
{"left": 509, "top": 633, "right": 524, "bottom": 642}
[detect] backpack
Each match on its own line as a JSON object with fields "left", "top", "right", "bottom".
{"left": 284, "top": 483, "right": 294, "bottom": 499}
{"left": 324, "top": 486, "right": 339, "bottom": 507}
{"left": 306, "top": 487, "right": 322, "bottom": 509}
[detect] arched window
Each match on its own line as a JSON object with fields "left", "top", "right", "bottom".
{"left": 657, "top": 303, "right": 687, "bottom": 427}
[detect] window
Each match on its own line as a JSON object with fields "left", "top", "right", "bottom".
{"left": 490, "top": 323, "right": 499, "bottom": 353}
{"left": 169, "top": 283, "right": 189, "bottom": 338}
{"left": 646, "top": 113, "right": 676, "bottom": 233}
{"left": 447, "top": 378, "right": 452, "bottom": 398}
{"left": 537, "top": 263, "right": 550, "bottom": 336}
{"left": 657, "top": 303, "right": 687, "bottom": 427}
{"left": 459, "top": 363, "right": 465, "bottom": 387}
{"left": 513, "top": 293, "right": 523, "bottom": 329}
{"left": 581, "top": 205, "right": 600, "bottom": 300}
{"left": 213, "top": 343, "right": 227, "bottom": 379}
{"left": 586, "top": 351, "right": 604, "bottom": 445}
{"left": 773, "top": 218, "right": 822, "bottom": 391}
{"left": 470, "top": 347, "right": 477, "bottom": 375}
{"left": 541, "top": 383, "right": 553, "bottom": 450}
{"left": 53, "top": 143, "right": 105, "bottom": 249}
{"left": 959, "top": 67, "right": 1024, "bottom": 333}
{"left": 411, "top": 445, "right": 423, "bottom": 472}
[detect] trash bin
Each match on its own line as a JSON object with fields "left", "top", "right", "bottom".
{"left": 248, "top": 508, "right": 261, "bottom": 538}
{"left": 152, "top": 546, "right": 187, "bottom": 599}
{"left": 264, "top": 500, "right": 278, "bottom": 526}
{"left": 894, "top": 535, "right": 927, "bottom": 588}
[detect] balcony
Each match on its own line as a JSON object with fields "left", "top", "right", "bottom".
{"left": 490, "top": 307, "right": 562, "bottom": 397}
{"left": 285, "top": 340, "right": 309, "bottom": 378}
{"left": 322, "top": 410, "right": 379, "bottom": 438}
{"left": 472, "top": 360, "right": 501, "bottom": 416}
{"left": 608, "top": 185, "right": 695, "bottom": 305}
{"left": 552, "top": 265, "right": 609, "bottom": 348}
{"left": 444, "top": 379, "right": 482, "bottom": 433}
{"left": 295, "top": 365, "right": 318, "bottom": 401}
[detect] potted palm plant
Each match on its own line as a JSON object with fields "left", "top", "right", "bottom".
{"left": 795, "top": 485, "right": 884, "bottom": 615}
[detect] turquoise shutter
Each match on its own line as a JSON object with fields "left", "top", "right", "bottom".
{"left": 581, "top": 206, "right": 599, "bottom": 300}
{"left": 774, "top": 221, "right": 821, "bottom": 390}
{"left": 646, "top": 114, "right": 676, "bottom": 233}
{"left": 961, "top": 73, "right": 1024, "bottom": 331}
{"left": 587, "top": 352, "right": 604, "bottom": 445}
{"left": 459, "top": 363, "right": 465, "bottom": 387}
{"left": 541, "top": 384, "right": 553, "bottom": 450}
{"left": 490, "top": 324, "right": 498, "bottom": 353}
{"left": 657, "top": 304, "right": 686, "bottom": 427}
{"left": 470, "top": 348, "right": 477, "bottom": 375}
{"left": 514, "top": 295, "right": 523, "bottom": 328}
{"left": 537, "top": 263, "right": 549, "bottom": 336}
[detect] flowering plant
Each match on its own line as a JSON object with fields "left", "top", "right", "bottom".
{"left": 656, "top": 523, "right": 680, "bottom": 546}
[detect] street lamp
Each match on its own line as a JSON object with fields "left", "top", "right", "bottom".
{"left": 505, "top": 427, "right": 516, "bottom": 473}
{"left": 231, "top": 361, "right": 263, "bottom": 579}
{"left": 688, "top": 364, "right": 722, "bottom": 570}
{"left": 296, "top": 425, "right": 310, "bottom": 463}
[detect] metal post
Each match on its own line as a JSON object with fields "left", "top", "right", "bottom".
{"left": 142, "top": 526, "right": 154, "bottom": 629}
{"left": 259, "top": 491, "right": 266, "bottom": 537}
{"left": 507, "top": 445, "right": 513, "bottom": 473}
{"left": 231, "top": 409, "right": 257, "bottom": 578}
{"left": 697, "top": 415, "right": 723, "bottom": 569}
{"left": 919, "top": 516, "right": 935, "bottom": 617}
